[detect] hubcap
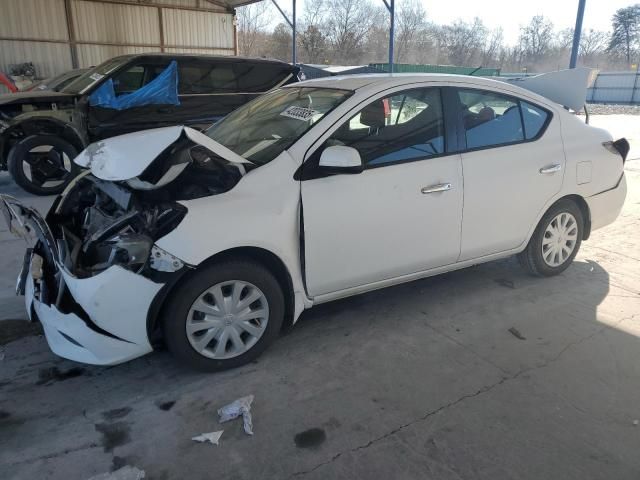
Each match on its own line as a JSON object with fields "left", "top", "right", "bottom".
{"left": 22, "top": 145, "right": 72, "bottom": 188}
{"left": 186, "top": 280, "right": 269, "bottom": 360}
{"left": 542, "top": 212, "right": 578, "bottom": 267}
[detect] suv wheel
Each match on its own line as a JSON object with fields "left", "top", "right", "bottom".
{"left": 163, "top": 260, "right": 285, "bottom": 371}
{"left": 518, "top": 199, "right": 584, "bottom": 277}
{"left": 8, "top": 135, "right": 80, "bottom": 195}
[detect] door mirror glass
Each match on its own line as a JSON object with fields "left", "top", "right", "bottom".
{"left": 319, "top": 146, "right": 363, "bottom": 173}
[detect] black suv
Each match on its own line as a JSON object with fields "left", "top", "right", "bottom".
{"left": 0, "top": 54, "right": 300, "bottom": 195}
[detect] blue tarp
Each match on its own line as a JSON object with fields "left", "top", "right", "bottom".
{"left": 89, "top": 61, "right": 180, "bottom": 110}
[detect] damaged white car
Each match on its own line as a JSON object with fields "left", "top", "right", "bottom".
{"left": 1, "top": 71, "right": 629, "bottom": 370}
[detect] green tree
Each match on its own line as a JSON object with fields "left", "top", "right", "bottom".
{"left": 608, "top": 4, "right": 640, "bottom": 64}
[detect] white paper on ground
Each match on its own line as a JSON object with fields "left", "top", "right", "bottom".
{"left": 218, "top": 395, "right": 254, "bottom": 435}
{"left": 191, "top": 430, "right": 224, "bottom": 445}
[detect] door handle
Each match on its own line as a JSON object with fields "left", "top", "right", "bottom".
{"left": 421, "top": 183, "right": 452, "bottom": 194}
{"left": 539, "top": 164, "right": 562, "bottom": 174}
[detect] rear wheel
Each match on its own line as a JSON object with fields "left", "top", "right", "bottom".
{"left": 518, "top": 199, "right": 584, "bottom": 277}
{"left": 163, "top": 260, "right": 284, "bottom": 371}
{"left": 7, "top": 135, "right": 80, "bottom": 195}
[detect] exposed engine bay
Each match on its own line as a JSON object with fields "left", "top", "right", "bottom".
{"left": 49, "top": 138, "right": 250, "bottom": 278}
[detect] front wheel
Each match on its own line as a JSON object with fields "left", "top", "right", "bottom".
{"left": 7, "top": 135, "right": 81, "bottom": 195}
{"left": 162, "top": 260, "right": 284, "bottom": 371}
{"left": 518, "top": 199, "right": 584, "bottom": 277}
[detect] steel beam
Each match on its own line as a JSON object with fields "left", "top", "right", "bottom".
{"left": 569, "top": 0, "right": 587, "bottom": 68}
{"left": 271, "top": 0, "right": 296, "bottom": 64}
{"left": 383, "top": 0, "right": 395, "bottom": 73}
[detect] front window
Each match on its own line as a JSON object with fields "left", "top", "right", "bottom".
{"left": 60, "top": 57, "right": 131, "bottom": 95}
{"left": 206, "top": 87, "right": 352, "bottom": 165}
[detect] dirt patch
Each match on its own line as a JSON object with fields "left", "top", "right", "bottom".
{"left": 36, "top": 366, "right": 86, "bottom": 385}
{"left": 95, "top": 421, "right": 131, "bottom": 452}
{"left": 156, "top": 400, "right": 176, "bottom": 411}
{"left": 0, "top": 319, "right": 42, "bottom": 345}
{"left": 294, "top": 428, "right": 327, "bottom": 449}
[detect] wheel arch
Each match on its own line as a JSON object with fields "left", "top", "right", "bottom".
{"left": 561, "top": 194, "right": 591, "bottom": 240}
{"left": 146, "top": 246, "right": 296, "bottom": 345}
{"left": 2, "top": 117, "right": 87, "bottom": 164}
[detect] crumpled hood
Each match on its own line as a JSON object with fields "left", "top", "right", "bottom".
{"left": 0, "top": 90, "right": 77, "bottom": 107}
{"left": 74, "top": 125, "right": 251, "bottom": 181}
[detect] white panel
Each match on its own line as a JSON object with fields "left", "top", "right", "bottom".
{"left": 0, "top": 0, "right": 69, "bottom": 41}
{"left": 76, "top": 44, "right": 158, "bottom": 68}
{"left": 72, "top": 0, "right": 160, "bottom": 45}
{"left": 162, "top": 9, "right": 234, "bottom": 49}
{"left": 0, "top": 40, "right": 73, "bottom": 79}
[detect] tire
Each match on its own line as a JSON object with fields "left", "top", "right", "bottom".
{"left": 7, "top": 135, "right": 81, "bottom": 196}
{"left": 518, "top": 199, "right": 584, "bottom": 277}
{"left": 162, "top": 260, "right": 285, "bottom": 371}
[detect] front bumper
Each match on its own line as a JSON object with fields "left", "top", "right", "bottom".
{"left": 2, "top": 194, "right": 165, "bottom": 366}
{"left": 25, "top": 261, "right": 162, "bottom": 365}
{"left": 586, "top": 174, "right": 627, "bottom": 231}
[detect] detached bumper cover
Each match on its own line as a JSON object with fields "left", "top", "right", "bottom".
{"left": 1, "top": 193, "right": 165, "bottom": 366}
{"left": 26, "top": 262, "right": 163, "bottom": 366}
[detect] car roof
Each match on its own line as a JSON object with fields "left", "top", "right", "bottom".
{"left": 110, "top": 53, "right": 295, "bottom": 67}
{"left": 291, "top": 73, "right": 521, "bottom": 92}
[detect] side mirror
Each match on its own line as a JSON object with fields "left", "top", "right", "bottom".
{"left": 319, "top": 146, "right": 364, "bottom": 174}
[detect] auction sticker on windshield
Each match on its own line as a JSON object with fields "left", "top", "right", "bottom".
{"left": 89, "top": 73, "right": 104, "bottom": 81}
{"left": 280, "top": 106, "right": 320, "bottom": 122}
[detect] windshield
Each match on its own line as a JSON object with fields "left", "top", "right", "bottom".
{"left": 206, "top": 87, "right": 352, "bottom": 165}
{"left": 60, "top": 57, "right": 129, "bottom": 95}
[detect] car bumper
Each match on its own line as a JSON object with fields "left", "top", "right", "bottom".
{"left": 24, "top": 257, "right": 162, "bottom": 366}
{"left": 586, "top": 174, "right": 627, "bottom": 231}
{"left": 2, "top": 193, "right": 165, "bottom": 366}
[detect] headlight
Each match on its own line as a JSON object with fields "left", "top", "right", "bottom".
{"left": 90, "top": 233, "right": 152, "bottom": 274}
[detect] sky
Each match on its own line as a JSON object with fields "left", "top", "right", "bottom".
{"left": 279, "top": 0, "right": 636, "bottom": 46}
{"left": 422, "top": 0, "right": 634, "bottom": 44}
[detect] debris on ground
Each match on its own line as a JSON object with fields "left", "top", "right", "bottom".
{"left": 87, "top": 466, "right": 145, "bottom": 480}
{"left": 508, "top": 327, "right": 527, "bottom": 340}
{"left": 218, "top": 395, "right": 254, "bottom": 435}
{"left": 192, "top": 430, "right": 224, "bottom": 445}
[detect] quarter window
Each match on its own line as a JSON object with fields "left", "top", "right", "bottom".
{"left": 521, "top": 101, "right": 549, "bottom": 139}
{"left": 327, "top": 88, "right": 445, "bottom": 167}
{"left": 457, "top": 90, "right": 524, "bottom": 149}
{"left": 178, "top": 62, "right": 237, "bottom": 94}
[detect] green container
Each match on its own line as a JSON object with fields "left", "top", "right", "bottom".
{"left": 369, "top": 63, "right": 501, "bottom": 76}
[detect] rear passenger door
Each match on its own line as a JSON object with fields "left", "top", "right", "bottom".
{"left": 454, "top": 88, "right": 564, "bottom": 261}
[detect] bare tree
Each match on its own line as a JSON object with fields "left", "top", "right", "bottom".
{"left": 608, "top": 4, "right": 640, "bottom": 64}
{"left": 437, "top": 18, "right": 488, "bottom": 66}
{"left": 299, "top": 1, "right": 328, "bottom": 63}
{"left": 268, "top": 23, "right": 293, "bottom": 61}
{"left": 325, "top": 0, "right": 378, "bottom": 64}
{"left": 580, "top": 29, "right": 608, "bottom": 61}
{"left": 237, "top": 3, "right": 273, "bottom": 56}
{"left": 518, "top": 15, "right": 555, "bottom": 64}
{"left": 482, "top": 27, "right": 504, "bottom": 67}
{"left": 394, "top": 0, "right": 428, "bottom": 63}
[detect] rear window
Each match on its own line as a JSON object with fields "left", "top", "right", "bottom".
{"left": 234, "top": 63, "right": 293, "bottom": 92}
{"left": 521, "top": 101, "right": 549, "bottom": 139}
{"left": 178, "top": 62, "right": 236, "bottom": 94}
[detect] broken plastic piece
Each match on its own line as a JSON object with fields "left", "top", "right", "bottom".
{"left": 192, "top": 430, "right": 224, "bottom": 445}
{"left": 87, "top": 466, "right": 145, "bottom": 480}
{"left": 218, "top": 395, "right": 254, "bottom": 435}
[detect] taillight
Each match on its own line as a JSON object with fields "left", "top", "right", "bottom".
{"left": 602, "top": 138, "right": 630, "bottom": 163}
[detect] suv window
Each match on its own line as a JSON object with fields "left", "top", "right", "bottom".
{"left": 521, "top": 101, "right": 549, "bottom": 139}
{"left": 326, "top": 88, "right": 445, "bottom": 167}
{"left": 234, "top": 63, "right": 292, "bottom": 92}
{"left": 112, "top": 66, "right": 145, "bottom": 95}
{"left": 457, "top": 89, "right": 524, "bottom": 149}
{"left": 178, "top": 62, "right": 237, "bottom": 94}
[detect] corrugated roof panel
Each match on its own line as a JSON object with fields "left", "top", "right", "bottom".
{"left": 0, "top": 0, "right": 69, "bottom": 41}
{"left": 72, "top": 0, "right": 160, "bottom": 45}
{"left": 0, "top": 40, "right": 73, "bottom": 78}
{"left": 162, "top": 9, "right": 233, "bottom": 49}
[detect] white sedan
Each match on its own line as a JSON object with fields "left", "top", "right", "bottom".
{"left": 1, "top": 71, "right": 628, "bottom": 370}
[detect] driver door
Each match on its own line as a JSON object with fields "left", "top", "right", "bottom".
{"left": 301, "top": 87, "right": 464, "bottom": 297}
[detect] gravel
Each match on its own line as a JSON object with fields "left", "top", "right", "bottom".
{"left": 584, "top": 104, "right": 640, "bottom": 115}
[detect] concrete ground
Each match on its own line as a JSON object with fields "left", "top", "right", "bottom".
{"left": 1, "top": 116, "right": 640, "bottom": 480}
